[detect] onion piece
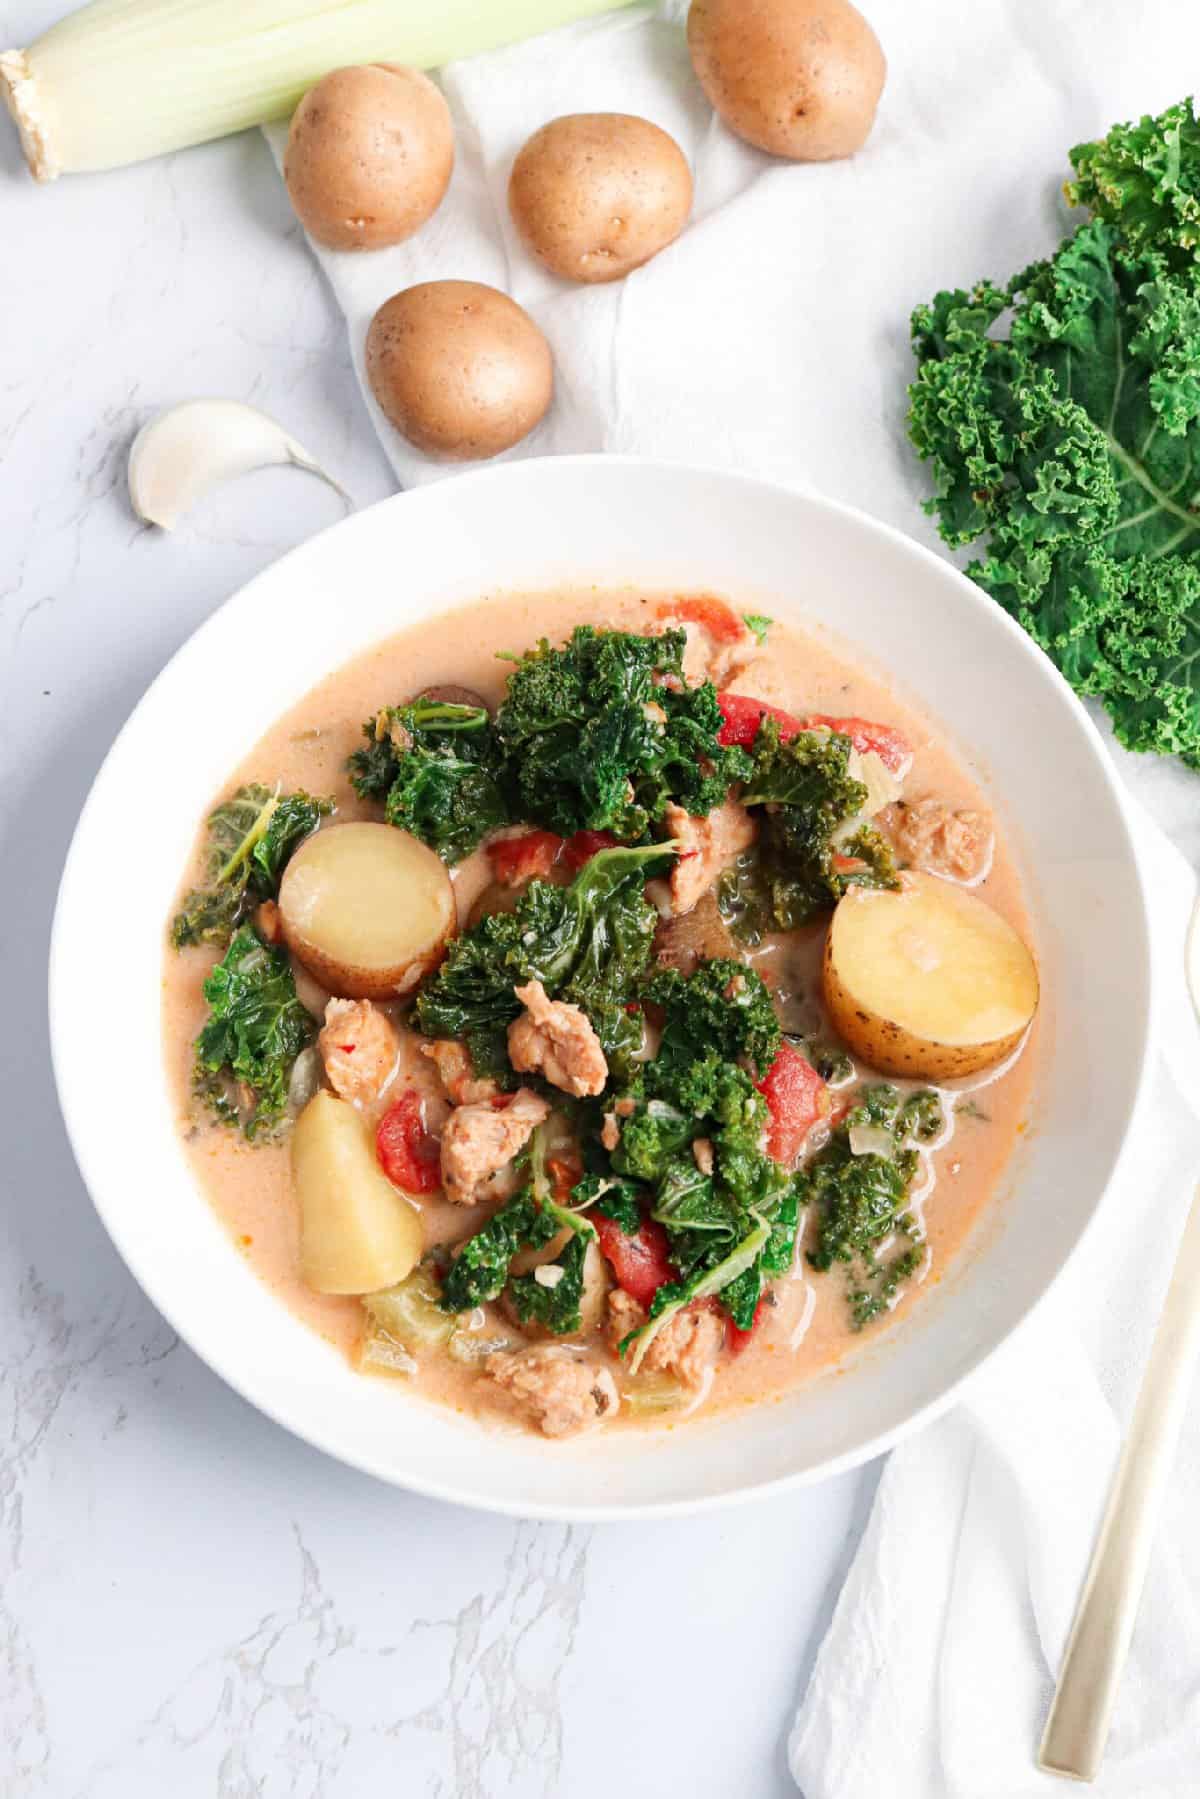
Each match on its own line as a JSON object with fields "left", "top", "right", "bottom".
{"left": 848, "top": 1124, "right": 896, "bottom": 1159}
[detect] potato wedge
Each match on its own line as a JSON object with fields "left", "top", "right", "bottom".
{"left": 293, "top": 1091, "right": 424, "bottom": 1294}
{"left": 279, "top": 822, "right": 455, "bottom": 1000}
{"left": 823, "top": 872, "right": 1038, "bottom": 1080}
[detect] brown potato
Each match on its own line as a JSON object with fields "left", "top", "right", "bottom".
{"left": 283, "top": 64, "right": 453, "bottom": 252}
{"left": 508, "top": 113, "right": 693, "bottom": 284}
{"left": 822, "top": 873, "right": 1038, "bottom": 1080}
{"left": 687, "top": 0, "right": 886, "bottom": 162}
{"left": 366, "top": 281, "right": 553, "bottom": 461}
{"left": 293, "top": 1093, "right": 424, "bottom": 1294}
{"left": 278, "top": 822, "right": 455, "bottom": 1000}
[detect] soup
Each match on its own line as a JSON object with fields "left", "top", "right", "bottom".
{"left": 163, "top": 590, "right": 1037, "bottom": 1439}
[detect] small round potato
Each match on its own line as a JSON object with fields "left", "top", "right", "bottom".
{"left": 278, "top": 822, "right": 455, "bottom": 1000}
{"left": 822, "top": 872, "right": 1038, "bottom": 1080}
{"left": 283, "top": 63, "right": 453, "bottom": 252}
{"left": 508, "top": 113, "right": 693, "bottom": 284}
{"left": 366, "top": 281, "right": 553, "bottom": 461}
{"left": 687, "top": 0, "right": 886, "bottom": 162}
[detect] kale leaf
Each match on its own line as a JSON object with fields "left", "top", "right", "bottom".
{"left": 721, "top": 720, "right": 899, "bottom": 937}
{"left": 909, "top": 99, "right": 1200, "bottom": 767}
{"left": 438, "top": 1193, "right": 557, "bottom": 1312}
{"left": 439, "top": 1132, "right": 598, "bottom": 1333}
{"left": 492, "top": 626, "right": 752, "bottom": 839}
{"left": 643, "top": 957, "right": 781, "bottom": 1079}
{"left": 416, "top": 843, "right": 670, "bottom": 1080}
{"left": 193, "top": 927, "right": 315, "bottom": 1138}
{"left": 348, "top": 700, "right": 508, "bottom": 864}
{"left": 172, "top": 784, "right": 330, "bottom": 948}
{"left": 799, "top": 1082, "right": 939, "bottom": 1329}
{"left": 606, "top": 958, "right": 799, "bottom": 1358}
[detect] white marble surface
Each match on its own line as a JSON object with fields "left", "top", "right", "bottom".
{"left": 3, "top": 3, "right": 1200, "bottom": 1792}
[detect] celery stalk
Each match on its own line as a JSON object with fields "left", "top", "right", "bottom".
{"left": 1, "top": 0, "right": 637, "bottom": 183}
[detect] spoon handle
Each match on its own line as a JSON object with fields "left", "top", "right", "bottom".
{"left": 1039, "top": 1182, "right": 1200, "bottom": 1782}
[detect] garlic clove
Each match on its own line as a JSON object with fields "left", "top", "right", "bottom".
{"left": 128, "top": 399, "right": 352, "bottom": 531}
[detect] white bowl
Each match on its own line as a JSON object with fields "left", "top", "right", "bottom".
{"left": 50, "top": 458, "right": 1153, "bottom": 1520}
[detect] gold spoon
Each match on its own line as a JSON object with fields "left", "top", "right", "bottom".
{"left": 1038, "top": 896, "right": 1200, "bottom": 1782}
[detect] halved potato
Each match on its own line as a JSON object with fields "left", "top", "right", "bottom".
{"left": 278, "top": 822, "right": 454, "bottom": 1000}
{"left": 293, "top": 1091, "right": 424, "bottom": 1294}
{"left": 823, "top": 872, "right": 1038, "bottom": 1080}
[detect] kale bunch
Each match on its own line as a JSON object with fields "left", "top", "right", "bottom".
{"left": 348, "top": 699, "right": 508, "bottom": 864}
{"left": 720, "top": 719, "right": 899, "bottom": 938}
{"left": 909, "top": 96, "right": 1200, "bottom": 767}
{"left": 800, "top": 1083, "right": 943, "bottom": 1329}
{"left": 492, "top": 626, "right": 752, "bottom": 839}
{"left": 439, "top": 1131, "right": 596, "bottom": 1334}
{"left": 193, "top": 927, "right": 314, "bottom": 1138}
{"left": 172, "top": 784, "right": 330, "bottom": 948}
{"left": 415, "top": 843, "right": 671, "bottom": 1080}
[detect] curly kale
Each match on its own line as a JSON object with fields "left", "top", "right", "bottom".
{"left": 492, "top": 626, "right": 752, "bottom": 839}
{"left": 348, "top": 700, "right": 508, "bottom": 864}
{"left": 643, "top": 957, "right": 781, "bottom": 1080}
{"left": 1066, "top": 99, "right": 1200, "bottom": 275}
{"left": 193, "top": 927, "right": 314, "bottom": 1138}
{"left": 798, "top": 1082, "right": 939, "bottom": 1329}
{"left": 172, "top": 785, "right": 330, "bottom": 948}
{"left": 719, "top": 720, "right": 899, "bottom": 938}
{"left": 416, "top": 843, "right": 670, "bottom": 1081}
{"left": 909, "top": 98, "right": 1200, "bottom": 767}
{"left": 439, "top": 1132, "right": 597, "bottom": 1333}
{"left": 602, "top": 958, "right": 799, "bottom": 1357}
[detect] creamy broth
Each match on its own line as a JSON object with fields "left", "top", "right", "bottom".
{"left": 163, "top": 589, "right": 1036, "bottom": 1432}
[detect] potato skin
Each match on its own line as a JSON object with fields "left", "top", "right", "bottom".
{"left": 366, "top": 281, "right": 553, "bottom": 461}
{"left": 508, "top": 113, "right": 693, "bottom": 284}
{"left": 687, "top": 0, "right": 886, "bottom": 162}
{"left": 284, "top": 64, "right": 453, "bottom": 252}
{"left": 278, "top": 822, "right": 455, "bottom": 1001}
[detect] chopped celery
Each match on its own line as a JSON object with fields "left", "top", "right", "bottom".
{"left": 621, "top": 1373, "right": 689, "bottom": 1416}
{"left": 363, "top": 1265, "right": 454, "bottom": 1352}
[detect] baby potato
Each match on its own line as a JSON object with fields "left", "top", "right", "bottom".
{"left": 278, "top": 822, "right": 455, "bottom": 1001}
{"left": 687, "top": 0, "right": 886, "bottom": 162}
{"left": 283, "top": 64, "right": 453, "bottom": 252}
{"left": 293, "top": 1092, "right": 424, "bottom": 1295}
{"left": 508, "top": 113, "right": 693, "bottom": 284}
{"left": 823, "top": 872, "right": 1038, "bottom": 1080}
{"left": 366, "top": 280, "right": 553, "bottom": 461}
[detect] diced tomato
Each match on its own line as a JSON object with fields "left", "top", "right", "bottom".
{"left": 547, "top": 1155, "right": 582, "bottom": 1204}
{"left": 594, "top": 1214, "right": 676, "bottom": 1308}
{"left": 487, "top": 829, "right": 564, "bottom": 886}
{"left": 756, "top": 1042, "right": 830, "bottom": 1166}
{"left": 832, "top": 853, "right": 867, "bottom": 874}
{"left": 727, "top": 1295, "right": 770, "bottom": 1354}
{"left": 656, "top": 595, "right": 745, "bottom": 644}
{"left": 717, "top": 694, "right": 911, "bottom": 775}
{"left": 376, "top": 1091, "right": 441, "bottom": 1194}
{"left": 802, "top": 714, "right": 911, "bottom": 775}
{"left": 562, "top": 829, "right": 619, "bottom": 872}
{"left": 716, "top": 691, "right": 805, "bottom": 748}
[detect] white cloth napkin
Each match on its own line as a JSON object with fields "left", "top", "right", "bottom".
{"left": 265, "top": 0, "right": 1200, "bottom": 1788}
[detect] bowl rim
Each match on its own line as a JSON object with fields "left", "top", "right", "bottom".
{"left": 48, "top": 453, "right": 1157, "bottom": 1521}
